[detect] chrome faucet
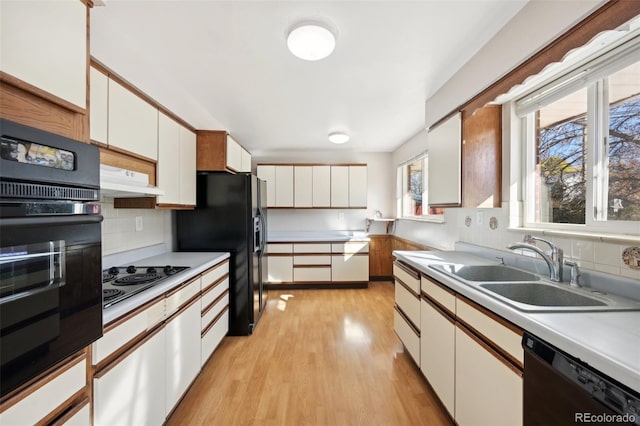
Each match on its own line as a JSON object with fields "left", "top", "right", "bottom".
{"left": 564, "top": 260, "right": 581, "bottom": 288}
{"left": 507, "top": 235, "right": 563, "bottom": 282}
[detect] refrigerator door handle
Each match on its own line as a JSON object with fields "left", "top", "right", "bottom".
{"left": 259, "top": 209, "right": 267, "bottom": 253}
{"left": 253, "top": 216, "right": 261, "bottom": 253}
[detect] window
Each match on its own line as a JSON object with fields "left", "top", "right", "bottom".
{"left": 519, "top": 36, "right": 640, "bottom": 234}
{"left": 396, "top": 154, "right": 444, "bottom": 219}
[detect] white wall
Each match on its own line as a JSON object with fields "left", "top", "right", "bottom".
{"left": 253, "top": 151, "right": 393, "bottom": 232}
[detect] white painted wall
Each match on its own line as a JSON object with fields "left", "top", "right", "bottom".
{"left": 253, "top": 151, "right": 393, "bottom": 233}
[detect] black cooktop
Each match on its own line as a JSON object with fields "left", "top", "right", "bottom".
{"left": 102, "top": 265, "right": 189, "bottom": 308}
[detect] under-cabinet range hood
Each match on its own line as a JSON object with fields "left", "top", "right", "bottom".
{"left": 100, "top": 165, "right": 164, "bottom": 198}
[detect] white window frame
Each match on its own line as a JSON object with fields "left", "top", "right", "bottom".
{"left": 517, "top": 34, "right": 640, "bottom": 237}
{"left": 396, "top": 153, "right": 444, "bottom": 222}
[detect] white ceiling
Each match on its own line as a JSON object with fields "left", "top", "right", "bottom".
{"left": 91, "top": 0, "right": 527, "bottom": 154}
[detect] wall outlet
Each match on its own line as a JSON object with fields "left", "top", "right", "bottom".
{"left": 338, "top": 212, "right": 345, "bottom": 222}
{"left": 135, "top": 216, "right": 143, "bottom": 232}
{"left": 476, "top": 211, "right": 484, "bottom": 225}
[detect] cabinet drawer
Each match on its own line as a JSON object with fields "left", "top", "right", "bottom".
{"left": 293, "top": 255, "right": 331, "bottom": 265}
{"left": 201, "top": 309, "right": 229, "bottom": 367}
{"left": 201, "top": 261, "right": 229, "bottom": 292}
{"left": 0, "top": 356, "right": 86, "bottom": 426}
{"left": 332, "top": 242, "right": 369, "bottom": 254}
{"left": 201, "top": 277, "right": 229, "bottom": 310}
{"left": 395, "top": 282, "right": 420, "bottom": 330}
{"left": 166, "top": 276, "right": 201, "bottom": 317}
{"left": 421, "top": 276, "right": 456, "bottom": 314}
{"left": 393, "top": 262, "right": 420, "bottom": 294}
{"left": 57, "top": 398, "right": 90, "bottom": 426}
{"left": 293, "top": 243, "right": 331, "bottom": 253}
{"left": 293, "top": 266, "right": 332, "bottom": 282}
{"left": 393, "top": 307, "right": 420, "bottom": 365}
{"left": 268, "top": 243, "right": 293, "bottom": 254}
{"left": 202, "top": 292, "right": 229, "bottom": 331}
{"left": 456, "top": 297, "right": 523, "bottom": 365}
{"left": 93, "top": 298, "right": 165, "bottom": 365}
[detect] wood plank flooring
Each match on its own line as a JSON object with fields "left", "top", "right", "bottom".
{"left": 168, "top": 282, "right": 451, "bottom": 426}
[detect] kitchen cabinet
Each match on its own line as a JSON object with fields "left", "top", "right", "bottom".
{"left": 393, "top": 261, "right": 421, "bottom": 365}
{"left": 94, "top": 328, "right": 166, "bottom": 426}
{"left": 0, "top": 352, "right": 88, "bottom": 426}
{"left": 455, "top": 323, "right": 522, "bottom": 426}
{"left": 294, "top": 166, "right": 313, "bottom": 207}
{"left": 90, "top": 67, "right": 109, "bottom": 144}
{"left": 368, "top": 235, "right": 393, "bottom": 279}
{"left": 201, "top": 261, "right": 230, "bottom": 366}
{"left": 312, "top": 165, "right": 331, "bottom": 207}
{"left": 274, "top": 166, "right": 294, "bottom": 207}
{"left": 0, "top": 0, "right": 87, "bottom": 109}
{"left": 427, "top": 112, "right": 461, "bottom": 207}
{"left": 196, "top": 130, "right": 250, "bottom": 173}
{"left": 331, "top": 242, "right": 369, "bottom": 282}
{"left": 267, "top": 255, "right": 294, "bottom": 283}
{"left": 462, "top": 105, "right": 502, "bottom": 208}
{"left": 293, "top": 243, "right": 332, "bottom": 282}
{"left": 157, "top": 112, "right": 196, "bottom": 207}
{"left": 330, "top": 166, "right": 349, "bottom": 207}
{"left": 108, "top": 79, "right": 159, "bottom": 161}
{"left": 257, "top": 165, "right": 276, "bottom": 206}
{"left": 348, "top": 165, "right": 367, "bottom": 207}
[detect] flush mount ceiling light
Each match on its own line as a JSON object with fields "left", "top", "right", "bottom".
{"left": 328, "top": 132, "right": 350, "bottom": 144}
{"left": 287, "top": 22, "right": 336, "bottom": 61}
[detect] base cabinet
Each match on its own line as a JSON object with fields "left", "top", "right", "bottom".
{"left": 455, "top": 324, "right": 523, "bottom": 426}
{"left": 93, "top": 329, "right": 166, "bottom": 426}
{"left": 331, "top": 254, "right": 369, "bottom": 282}
{"left": 267, "top": 256, "right": 293, "bottom": 283}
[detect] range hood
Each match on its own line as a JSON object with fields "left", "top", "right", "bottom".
{"left": 100, "top": 165, "right": 165, "bottom": 198}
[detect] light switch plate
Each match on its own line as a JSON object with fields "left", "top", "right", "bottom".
{"left": 135, "top": 216, "right": 143, "bottom": 232}
{"left": 476, "top": 211, "right": 484, "bottom": 225}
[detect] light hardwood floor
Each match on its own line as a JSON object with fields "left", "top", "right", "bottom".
{"left": 168, "top": 282, "right": 452, "bottom": 426}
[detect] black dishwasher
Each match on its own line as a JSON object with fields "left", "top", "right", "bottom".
{"left": 523, "top": 333, "right": 639, "bottom": 426}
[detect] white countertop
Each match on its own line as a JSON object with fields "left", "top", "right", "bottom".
{"left": 393, "top": 250, "right": 640, "bottom": 392}
{"left": 103, "top": 252, "right": 230, "bottom": 325}
{"left": 268, "top": 231, "right": 370, "bottom": 242}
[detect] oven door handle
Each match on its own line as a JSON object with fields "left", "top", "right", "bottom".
{"left": 0, "top": 214, "right": 103, "bottom": 228}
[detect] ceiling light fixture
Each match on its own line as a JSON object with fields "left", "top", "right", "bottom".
{"left": 287, "top": 22, "right": 336, "bottom": 61}
{"left": 328, "top": 132, "right": 350, "bottom": 144}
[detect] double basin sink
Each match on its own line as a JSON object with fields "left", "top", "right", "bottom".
{"left": 429, "top": 264, "right": 640, "bottom": 312}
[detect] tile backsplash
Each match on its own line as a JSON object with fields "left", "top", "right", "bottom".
{"left": 101, "top": 197, "right": 170, "bottom": 256}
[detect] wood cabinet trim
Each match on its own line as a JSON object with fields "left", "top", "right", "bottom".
{"left": 155, "top": 203, "right": 195, "bottom": 210}
{"left": 0, "top": 71, "right": 86, "bottom": 114}
{"left": 456, "top": 321, "right": 523, "bottom": 376}
{"left": 201, "top": 274, "right": 229, "bottom": 295}
{"left": 202, "top": 305, "right": 230, "bottom": 336}
{"left": 46, "top": 395, "right": 89, "bottom": 426}
{"left": 395, "top": 277, "right": 420, "bottom": 299}
{"left": 165, "top": 292, "right": 201, "bottom": 323}
{"left": 421, "top": 274, "right": 457, "bottom": 297}
{"left": 0, "top": 350, "right": 86, "bottom": 411}
{"left": 421, "top": 293, "right": 456, "bottom": 322}
{"left": 292, "top": 264, "right": 332, "bottom": 268}
{"left": 393, "top": 260, "right": 420, "bottom": 280}
{"left": 165, "top": 275, "right": 201, "bottom": 298}
{"left": 103, "top": 293, "right": 165, "bottom": 331}
{"left": 35, "top": 390, "right": 87, "bottom": 426}
{"left": 202, "top": 289, "right": 230, "bottom": 316}
{"left": 202, "top": 258, "right": 230, "bottom": 274}
{"left": 457, "top": 295, "right": 523, "bottom": 336}
{"left": 93, "top": 324, "right": 164, "bottom": 379}
{"left": 266, "top": 253, "right": 295, "bottom": 257}
{"left": 394, "top": 305, "right": 420, "bottom": 337}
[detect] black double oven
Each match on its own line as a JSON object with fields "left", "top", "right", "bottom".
{"left": 0, "top": 119, "right": 103, "bottom": 397}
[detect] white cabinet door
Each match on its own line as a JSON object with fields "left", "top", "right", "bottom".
{"left": 165, "top": 301, "right": 201, "bottom": 412}
{"left": 275, "top": 165, "right": 294, "bottom": 207}
{"left": 330, "top": 166, "right": 349, "bottom": 207}
{"left": 349, "top": 165, "right": 367, "bottom": 207}
{"left": 312, "top": 165, "right": 331, "bottom": 207}
{"left": 455, "top": 324, "right": 523, "bottom": 426}
{"left": 294, "top": 166, "right": 313, "bottom": 207}
{"left": 0, "top": 1, "right": 87, "bottom": 108}
{"left": 257, "top": 165, "right": 276, "bottom": 207}
{"left": 94, "top": 329, "right": 166, "bottom": 426}
{"left": 226, "top": 135, "right": 242, "bottom": 172}
{"left": 241, "top": 148, "right": 252, "bottom": 173}
{"left": 179, "top": 126, "right": 197, "bottom": 205}
{"left": 157, "top": 112, "right": 181, "bottom": 205}
{"left": 428, "top": 112, "right": 461, "bottom": 206}
{"left": 267, "top": 256, "right": 293, "bottom": 283}
{"left": 421, "top": 299, "right": 455, "bottom": 417}
{"left": 331, "top": 254, "right": 369, "bottom": 281}
{"left": 90, "top": 67, "right": 108, "bottom": 143}
{"left": 108, "top": 79, "right": 159, "bottom": 160}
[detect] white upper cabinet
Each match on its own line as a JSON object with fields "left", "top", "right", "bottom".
{"left": 241, "top": 148, "right": 252, "bottom": 173}
{"left": 179, "top": 126, "right": 197, "bottom": 206}
{"left": 294, "top": 166, "right": 313, "bottom": 208}
{"left": 108, "top": 79, "right": 159, "bottom": 161}
{"left": 0, "top": 0, "right": 87, "bottom": 109}
{"left": 274, "top": 165, "right": 294, "bottom": 207}
{"left": 428, "top": 112, "right": 461, "bottom": 206}
{"left": 226, "top": 136, "right": 242, "bottom": 172}
{"left": 330, "top": 166, "right": 349, "bottom": 207}
{"left": 157, "top": 112, "right": 181, "bottom": 205}
{"left": 312, "top": 166, "right": 331, "bottom": 207}
{"left": 257, "top": 165, "right": 276, "bottom": 207}
{"left": 348, "top": 165, "right": 367, "bottom": 207}
{"left": 90, "top": 67, "right": 108, "bottom": 144}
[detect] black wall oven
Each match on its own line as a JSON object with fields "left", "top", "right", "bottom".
{"left": 0, "top": 119, "right": 103, "bottom": 398}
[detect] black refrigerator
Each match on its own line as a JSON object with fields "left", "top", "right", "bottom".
{"left": 175, "top": 172, "right": 267, "bottom": 335}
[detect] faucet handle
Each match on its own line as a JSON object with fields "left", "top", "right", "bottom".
{"left": 564, "top": 260, "right": 581, "bottom": 288}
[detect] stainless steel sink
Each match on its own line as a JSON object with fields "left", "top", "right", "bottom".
{"left": 478, "top": 281, "right": 640, "bottom": 312}
{"left": 431, "top": 264, "right": 540, "bottom": 282}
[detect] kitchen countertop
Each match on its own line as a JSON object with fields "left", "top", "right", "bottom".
{"left": 393, "top": 249, "right": 640, "bottom": 392}
{"left": 268, "top": 231, "right": 370, "bottom": 242}
{"left": 103, "top": 252, "right": 230, "bottom": 325}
